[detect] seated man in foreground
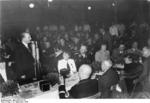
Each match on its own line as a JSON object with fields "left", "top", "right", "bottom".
{"left": 98, "top": 60, "right": 119, "bottom": 98}
{"left": 58, "top": 64, "right": 99, "bottom": 98}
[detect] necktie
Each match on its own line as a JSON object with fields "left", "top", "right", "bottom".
{"left": 27, "top": 44, "right": 32, "bottom": 53}
{"left": 67, "top": 61, "right": 70, "bottom": 71}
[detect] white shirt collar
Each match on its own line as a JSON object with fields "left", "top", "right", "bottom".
{"left": 22, "top": 41, "right": 28, "bottom": 48}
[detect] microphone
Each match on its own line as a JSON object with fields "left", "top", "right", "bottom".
{"left": 30, "top": 41, "right": 35, "bottom": 44}
{"left": 30, "top": 41, "right": 36, "bottom": 59}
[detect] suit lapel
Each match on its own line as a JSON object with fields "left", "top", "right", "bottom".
{"left": 21, "top": 43, "right": 33, "bottom": 57}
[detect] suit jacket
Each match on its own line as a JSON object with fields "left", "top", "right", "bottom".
{"left": 138, "top": 56, "right": 150, "bottom": 91}
{"left": 112, "top": 49, "right": 124, "bottom": 64}
{"left": 98, "top": 68, "right": 119, "bottom": 91}
{"left": 74, "top": 54, "right": 92, "bottom": 70}
{"left": 95, "top": 50, "right": 110, "bottom": 63}
{"left": 124, "top": 63, "right": 143, "bottom": 78}
{"left": 69, "top": 79, "right": 98, "bottom": 98}
{"left": 14, "top": 43, "right": 35, "bottom": 81}
{"left": 59, "top": 79, "right": 99, "bottom": 99}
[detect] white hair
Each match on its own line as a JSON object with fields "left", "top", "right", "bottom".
{"left": 78, "top": 64, "right": 92, "bottom": 80}
{"left": 101, "top": 60, "right": 112, "bottom": 72}
{"left": 143, "top": 47, "right": 150, "bottom": 58}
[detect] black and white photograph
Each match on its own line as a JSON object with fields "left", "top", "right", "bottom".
{"left": 0, "top": 0, "right": 150, "bottom": 102}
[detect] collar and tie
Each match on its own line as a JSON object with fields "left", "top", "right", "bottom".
{"left": 67, "top": 61, "right": 70, "bottom": 71}
{"left": 26, "top": 44, "right": 32, "bottom": 53}
{"left": 22, "top": 42, "right": 31, "bottom": 53}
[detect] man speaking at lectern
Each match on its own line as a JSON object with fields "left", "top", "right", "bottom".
{"left": 14, "top": 32, "right": 35, "bottom": 85}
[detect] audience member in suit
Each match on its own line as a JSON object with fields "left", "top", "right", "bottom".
{"left": 74, "top": 45, "right": 92, "bottom": 70}
{"left": 99, "top": 28, "right": 112, "bottom": 52}
{"left": 13, "top": 32, "right": 35, "bottom": 85}
{"left": 124, "top": 56, "right": 143, "bottom": 95}
{"left": 134, "top": 47, "right": 150, "bottom": 92}
{"left": 112, "top": 44, "right": 125, "bottom": 64}
{"left": 98, "top": 60, "right": 119, "bottom": 98}
{"left": 59, "top": 64, "right": 99, "bottom": 98}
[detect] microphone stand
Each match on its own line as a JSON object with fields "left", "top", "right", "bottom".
{"left": 35, "top": 41, "right": 40, "bottom": 80}
{"left": 31, "top": 41, "right": 38, "bottom": 81}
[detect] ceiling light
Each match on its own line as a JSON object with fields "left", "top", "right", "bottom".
{"left": 88, "top": 6, "right": 92, "bottom": 10}
{"left": 29, "top": 3, "right": 35, "bottom": 8}
{"left": 48, "top": 0, "right": 53, "bottom": 2}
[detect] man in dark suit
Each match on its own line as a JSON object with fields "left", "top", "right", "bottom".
{"left": 98, "top": 60, "right": 119, "bottom": 98}
{"left": 123, "top": 56, "right": 143, "bottom": 95}
{"left": 74, "top": 45, "right": 92, "bottom": 70}
{"left": 14, "top": 32, "right": 35, "bottom": 85}
{"left": 59, "top": 64, "right": 99, "bottom": 98}
{"left": 134, "top": 47, "right": 150, "bottom": 93}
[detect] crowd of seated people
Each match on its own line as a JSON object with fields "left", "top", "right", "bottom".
{"left": 0, "top": 22, "right": 150, "bottom": 98}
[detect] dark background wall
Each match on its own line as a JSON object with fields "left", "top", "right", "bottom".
{"left": 0, "top": 0, "right": 150, "bottom": 36}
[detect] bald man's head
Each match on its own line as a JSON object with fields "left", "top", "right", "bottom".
{"left": 101, "top": 60, "right": 112, "bottom": 72}
{"left": 78, "top": 64, "right": 92, "bottom": 80}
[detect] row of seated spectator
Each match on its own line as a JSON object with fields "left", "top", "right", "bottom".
{"left": 58, "top": 60, "right": 119, "bottom": 98}
{"left": 0, "top": 21, "right": 150, "bottom": 98}
{"left": 58, "top": 47, "right": 150, "bottom": 98}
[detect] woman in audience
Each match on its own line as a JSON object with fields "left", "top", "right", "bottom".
{"left": 58, "top": 50, "right": 77, "bottom": 77}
